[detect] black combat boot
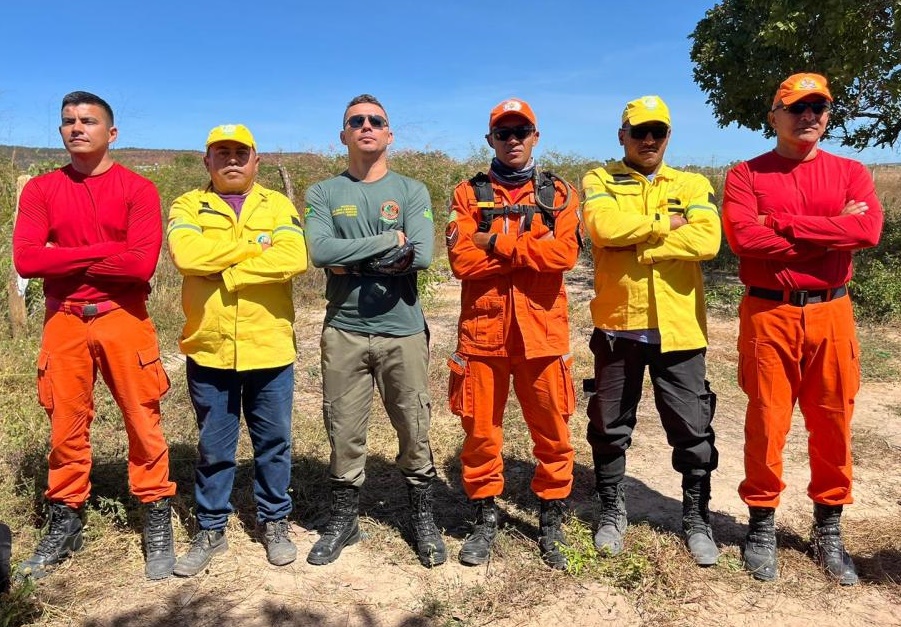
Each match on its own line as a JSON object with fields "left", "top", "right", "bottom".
{"left": 743, "top": 506, "right": 777, "bottom": 581}
{"left": 307, "top": 486, "right": 361, "bottom": 565}
{"left": 681, "top": 474, "right": 719, "bottom": 566}
{"left": 144, "top": 497, "right": 175, "bottom": 580}
{"left": 0, "top": 521, "right": 11, "bottom": 593}
{"left": 459, "top": 497, "right": 498, "bottom": 566}
{"left": 538, "top": 499, "right": 568, "bottom": 570}
{"left": 594, "top": 483, "right": 627, "bottom": 556}
{"left": 812, "top": 503, "right": 858, "bottom": 586}
{"left": 408, "top": 483, "right": 446, "bottom": 568}
{"left": 17, "top": 502, "right": 84, "bottom": 580}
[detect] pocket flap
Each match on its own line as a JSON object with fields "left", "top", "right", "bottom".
{"left": 447, "top": 353, "right": 466, "bottom": 375}
{"left": 37, "top": 349, "right": 51, "bottom": 371}
{"left": 137, "top": 345, "right": 162, "bottom": 367}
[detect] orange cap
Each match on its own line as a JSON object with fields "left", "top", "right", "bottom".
{"left": 488, "top": 98, "right": 537, "bottom": 128}
{"left": 772, "top": 73, "right": 833, "bottom": 109}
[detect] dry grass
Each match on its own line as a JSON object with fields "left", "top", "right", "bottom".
{"left": 2, "top": 160, "right": 901, "bottom": 625}
{"left": 2, "top": 253, "right": 901, "bottom": 626}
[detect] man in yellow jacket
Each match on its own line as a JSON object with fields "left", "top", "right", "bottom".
{"left": 167, "top": 124, "right": 307, "bottom": 576}
{"left": 581, "top": 96, "right": 721, "bottom": 566}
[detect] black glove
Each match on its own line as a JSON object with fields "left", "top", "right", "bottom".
{"left": 358, "top": 240, "right": 416, "bottom": 276}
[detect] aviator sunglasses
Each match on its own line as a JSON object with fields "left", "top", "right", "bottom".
{"left": 489, "top": 125, "right": 535, "bottom": 141}
{"left": 776, "top": 101, "right": 831, "bottom": 115}
{"left": 624, "top": 124, "right": 669, "bottom": 140}
{"left": 345, "top": 114, "right": 389, "bottom": 129}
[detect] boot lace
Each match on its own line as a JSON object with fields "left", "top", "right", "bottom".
{"left": 34, "top": 508, "right": 76, "bottom": 558}
{"left": 146, "top": 504, "right": 172, "bottom": 553}
{"left": 266, "top": 519, "right": 291, "bottom": 544}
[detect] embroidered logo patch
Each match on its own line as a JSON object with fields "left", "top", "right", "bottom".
{"left": 380, "top": 200, "right": 400, "bottom": 224}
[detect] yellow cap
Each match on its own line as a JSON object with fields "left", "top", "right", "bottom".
{"left": 621, "top": 95, "right": 671, "bottom": 127}
{"left": 205, "top": 124, "right": 256, "bottom": 150}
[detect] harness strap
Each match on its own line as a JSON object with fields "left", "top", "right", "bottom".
{"left": 470, "top": 171, "right": 558, "bottom": 233}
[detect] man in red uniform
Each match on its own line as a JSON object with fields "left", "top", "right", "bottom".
{"left": 13, "top": 91, "right": 177, "bottom": 580}
{"left": 723, "top": 73, "right": 882, "bottom": 585}
{"left": 446, "top": 98, "right": 581, "bottom": 569}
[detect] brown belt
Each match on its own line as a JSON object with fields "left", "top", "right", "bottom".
{"left": 747, "top": 285, "right": 847, "bottom": 307}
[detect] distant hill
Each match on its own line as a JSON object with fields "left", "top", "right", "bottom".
{"left": 0, "top": 144, "right": 322, "bottom": 171}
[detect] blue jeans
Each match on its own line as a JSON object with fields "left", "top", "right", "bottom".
{"left": 186, "top": 358, "right": 294, "bottom": 529}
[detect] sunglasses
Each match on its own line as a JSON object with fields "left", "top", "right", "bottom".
{"left": 344, "top": 114, "right": 389, "bottom": 129}
{"left": 625, "top": 124, "right": 669, "bottom": 140}
{"left": 489, "top": 126, "right": 535, "bottom": 141}
{"left": 777, "top": 101, "right": 831, "bottom": 115}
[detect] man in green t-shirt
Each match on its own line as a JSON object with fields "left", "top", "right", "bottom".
{"left": 303, "top": 94, "right": 444, "bottom": 568}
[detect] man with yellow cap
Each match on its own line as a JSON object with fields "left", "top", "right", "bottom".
{"left": 723, "top": 73, "right": 882, "bottom": 585}
{"left": 581, "top": 96, "right": 721, "bottom": 566}
{"left": 166, "top": 124, "right": 308, "bottom": 576}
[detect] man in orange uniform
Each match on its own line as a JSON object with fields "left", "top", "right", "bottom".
{"left": 446, "top": 98, "right": 581, "bottom": 569}
{"left": 12, "top": 91, "right": 177, "bottom": 580}
{"left": 723, "top": 73, "right": 883, "bottom": 585}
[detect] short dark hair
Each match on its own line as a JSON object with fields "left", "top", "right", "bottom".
{"left": 61, "top": 91, "right": 114, "bottom": 125}
{"left": 343, "top": 94, "right": 387, "bottom": 125}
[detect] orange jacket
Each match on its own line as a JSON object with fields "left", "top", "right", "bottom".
{"left": 447, "top": 174, "right": 580, "bottom": 359}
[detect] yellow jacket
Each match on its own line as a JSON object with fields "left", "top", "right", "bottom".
{"left": 581, "top": 161, "right": 720, "bottom": 352}
{"left": 167, "top": 183, "right": 307, "bottom": 370}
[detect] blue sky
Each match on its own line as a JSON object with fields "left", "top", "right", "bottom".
{"left": 2, "top": 0, "right": 898, "bottom": 166}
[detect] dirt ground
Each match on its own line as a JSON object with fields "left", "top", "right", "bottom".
{"left": 17, "top": 260, "right": 901, "bottom": 627}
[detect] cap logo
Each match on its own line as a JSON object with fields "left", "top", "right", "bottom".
{"left": 502, "top": 100, "right": 523, "bottom": 112}
{"left": 641, "top": 97, "right": 660, "bottom": 110}
{"left": 218, "top": 124, "right": 239, "bottom": 136}
{"left": 797, "top": 77, "right": 819, "bottom": 90}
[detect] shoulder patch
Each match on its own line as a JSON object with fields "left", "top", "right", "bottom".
{"left": 423, "top": 207, "right": 434, "bottom": 222}
{"left": 304, "top": 205, "right": 314, "bottom": 218}
{"left": 445, "top": 222, "right": 459, "bottom": 248}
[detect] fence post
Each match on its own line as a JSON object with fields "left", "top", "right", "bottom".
{"left": 8, "top": 175, "right": 31, "bottom": 337}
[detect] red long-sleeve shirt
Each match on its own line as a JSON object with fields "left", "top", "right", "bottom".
{"left": 13, "top": 163, "right": 163, "bottom": 302}
{"left": 722, "top": 150, "right": 882, "bottom": 290}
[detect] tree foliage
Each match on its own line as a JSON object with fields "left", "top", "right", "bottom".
{"left": 690, "top": 1, "right": 901, "bottom": 150}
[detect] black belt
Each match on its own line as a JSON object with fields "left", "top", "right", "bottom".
{"left": 747, "top": 285, "right": 847, "bottom": 307}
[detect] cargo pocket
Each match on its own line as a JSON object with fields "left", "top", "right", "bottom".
{"left": 847, "top": 338, "right": 862, "bottom": 397}
{"left": 417, "top": 392, "right": 433, "bottom": 440}
{"left": 36, "top": 349, "right": 53, "bottom": 410}
{"left": 447, "top": 353, "right": 471, "bottom": 417}
{"left": 459, "top": 297, "right": 504, "bottom": 351}
{"left": 137, "top": 345, "right": 171, "bottom": 401}
{"left": 323, "top": 401, "right": 336, "bottom": 452}
{"left": 559, "top": 353, "right": 576, "bottom": 418}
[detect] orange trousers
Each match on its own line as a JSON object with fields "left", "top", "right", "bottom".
{"left": 37, "top": 302, "right": 176, "bottom": 508}
{"left": 448, "top": 353, "right": 575, "bottom": 500}
{"left": 737, "top": 294, "right": 860, "bottom": 508}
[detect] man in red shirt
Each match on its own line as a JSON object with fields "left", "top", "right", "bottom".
{"left": 13, "top": 91, "right": 177, "bottom": 580}
{"left": 723, "top": 73, "right": 883, "bottom": 585}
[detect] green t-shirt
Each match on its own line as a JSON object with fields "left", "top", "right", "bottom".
{"left": 304, "top": 170, "right": 435, "bottom": 336}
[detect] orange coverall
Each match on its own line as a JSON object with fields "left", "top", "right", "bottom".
{"left": 446, "top": 174, "right": 580, "bottom": 500}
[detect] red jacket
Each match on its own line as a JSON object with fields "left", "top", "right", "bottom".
{"left": 723, "top": 150, "right": 882, "bottom": 290}
{"left": 447, "top": 173, "right": 580, "bottom": 359}
{"left": 13, "top": 163, "right": 162, "bottom": 302}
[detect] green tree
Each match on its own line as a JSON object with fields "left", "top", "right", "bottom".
{"left": 690, "top": 1, "right": 901, "bottom": 149}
